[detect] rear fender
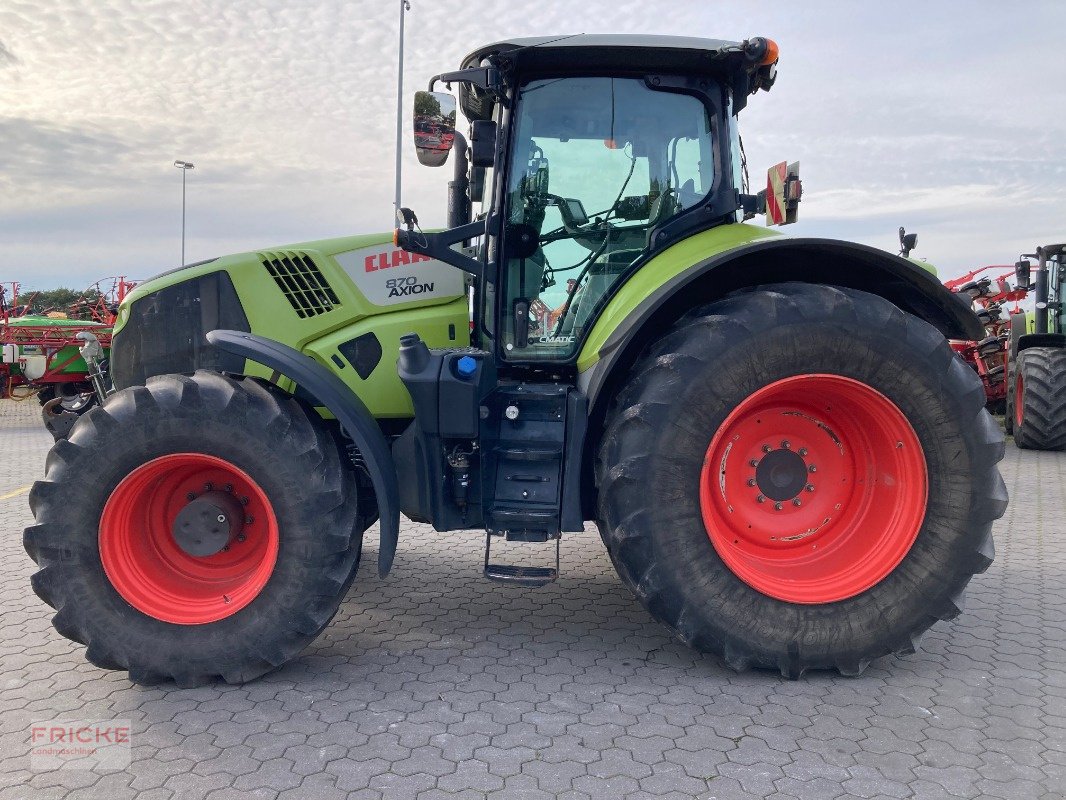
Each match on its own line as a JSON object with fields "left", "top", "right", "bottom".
{"left": 207, "top": 330, "right": 401, "bottom": 577}
{"left": 581, "top": 237, "right": 982, "bottom": 409}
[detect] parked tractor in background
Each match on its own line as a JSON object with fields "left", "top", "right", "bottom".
{"left": 1007, "top": 245, "right": 1066, "bottom": 449}
{"left": 25, "top": 35, "right": 1005, "bottom": 687}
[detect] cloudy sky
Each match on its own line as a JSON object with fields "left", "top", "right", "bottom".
{"left": 1, "top": 1, "right": 1064, "bottom": 290}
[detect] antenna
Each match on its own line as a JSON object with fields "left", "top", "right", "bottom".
{"left": 392, "top": 1, "right": 407, "bottom": 226}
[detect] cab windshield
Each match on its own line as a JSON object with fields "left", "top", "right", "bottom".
{"left": 500, "top": 76, "right": 717, "bottom": 359}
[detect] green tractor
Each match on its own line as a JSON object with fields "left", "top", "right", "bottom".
{"left": 1006, "top": 244, "right": 1066, "bottom": 449}
{"left": 25, "top": 35, "right": 1006, "bottom": 685}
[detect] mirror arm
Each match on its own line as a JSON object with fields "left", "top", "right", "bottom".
{"left": 428, "top": 66, "right": 502, "bottom": 94}
{"left": 739, "top": 190, "right": 766, "bottom": 220}
{"left": 396, "top": 219, "right": 487, "bottom": 278}
{"left": 447, "top": 132, "right": 471, "bottom": 230}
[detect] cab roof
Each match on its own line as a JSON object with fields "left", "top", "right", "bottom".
{"left": 458, "top": 34, "right": 767, "bottom": 120}
{"left": 461, "top": 34, "right": 743, "bottom": 70}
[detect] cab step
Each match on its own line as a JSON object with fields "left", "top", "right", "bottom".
{"left": 483, "top": 532, "right": 560, "bottom": 587}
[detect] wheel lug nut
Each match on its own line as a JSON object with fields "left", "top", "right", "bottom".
{"left": 204, "top": 482, "right": 213, "bottom": 491}
{"left": 749, "top": 459, "right": 759, "bottom": 467}
{"left": 237, "top": 534, "right": 246, "bottom": 543}
{"left": 240, "top": 496, "right": 249, "bottom": 506}
{"left": 774, "top": 502, "right": 783, "bottom": 511}
{"left": 224, "top": 483, "right": 233, "bottom": 493}
{"left": 762, "top": 444, "right": 772, "bottom": 453}
{"left": 793, "top": 498, "right": 802, "bottom": 507}
{"left": 781, "top": 440, "right": 790, "bottom": 449}
{"left": 805, "top": 484, "right": 815, "bottom": 492}
{"left": 746, "top": 478, "right": 757, "bottom": 487}
{"left": 808, "top": 465, "right": 817, "bottom": 473}
{"left": 245, "top": 516, "right": 254, "bottom": 524}
{"left": 756, "top": 495, "right": 766, "bottom": 503}
{"left": 222, "top": 545, "right": 230, "bottom": 552}
{"left": 186, "top": 492, "right": 196, "bottom": 501}
{"left": 799, "top": 448, "right": 808, "bottom": 456}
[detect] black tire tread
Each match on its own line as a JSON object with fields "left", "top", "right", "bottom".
{"left": 24, "top": 370, "right": 363, "bottom": 686}
{"left": 596, "top": 283, "right": 1007, "bottom": 679}
{"left": 1013, "top": 347, "right": 1066, "bottom": 450}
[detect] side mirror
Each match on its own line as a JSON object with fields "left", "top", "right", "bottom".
{"left": 765, "top": 161, "right": 800, "bottom": 226}
{"left": 413, "top": 90, "right": 457, "bottom": 167}
{"left": 1015, "top": 259, "right": 1032, "bottom": 290}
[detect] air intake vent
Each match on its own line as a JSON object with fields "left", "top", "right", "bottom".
{"left": 261, "top": 251, "right": 340, "bottom": 318}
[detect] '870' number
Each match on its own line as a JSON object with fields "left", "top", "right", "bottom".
{"left": 384, "top": 274, "right": 435, "bottom": 298}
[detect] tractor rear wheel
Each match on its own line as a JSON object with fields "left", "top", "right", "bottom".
{"left": 1012, "top": 347, "right": 1066, "bottom": 450}
{"left": 597, "top": 283, "right": 1006, "bottom": 678}
{"left": 24, "top": 371, "right": 362, "bottom": 686}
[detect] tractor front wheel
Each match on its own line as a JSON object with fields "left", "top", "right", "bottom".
{"left": 597, "top": 283, "right": 1006, "bottom": 677}
{"left": 24, "top": 371, "right": 362, "bottom": 686}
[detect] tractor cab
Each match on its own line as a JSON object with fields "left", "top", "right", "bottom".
{"left": 391, "top": 35, "right": 785, "bottom": 580}
{"left": 1013, "top": 244, "right": 1066, "bottom": 340}
{"left": 1033, "top": 244, "right": 1064, "bottom": 337}
{"left": 398, "top": 35, "right": 783, "bottom": 367}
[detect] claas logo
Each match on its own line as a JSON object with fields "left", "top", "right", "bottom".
{"left": 364, "top": 249, "right": 433, "bottom": 273}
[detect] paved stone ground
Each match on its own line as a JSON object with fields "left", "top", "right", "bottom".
{"left": 0, "top": 398, "right": 1063, "bottom": 800}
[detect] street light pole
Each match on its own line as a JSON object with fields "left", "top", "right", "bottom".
{"left": 394, "top": 0, "right": 411, "bottom": 223}
{"left": 173, "top": 160, "right": 195, "bottom": 266}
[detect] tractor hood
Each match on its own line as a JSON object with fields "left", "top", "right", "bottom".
{"left": 457, "top": 33, "right": 779, "bottom": 120}
{"left": 110, "top": 230, "right": 469, "bottom": 404}
{"left": 120, "top": 231, "right": 397, "bottom": 321}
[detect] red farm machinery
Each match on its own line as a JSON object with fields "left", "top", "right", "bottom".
{"left": 1, "top": 277, "right": 135, "bottom": 436}
{"left": 944, "top": 265, "right": 1028, "bottom": 414}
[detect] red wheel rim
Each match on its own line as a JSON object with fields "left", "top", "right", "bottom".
{"left": 1014, "top": 371, "right": 1024, "bottom": 428}
{"left": 99, "top": 454, "right": 279, "bottom": 624}
{"left": 699, "top": 374, "right": 927, "bottom": 604}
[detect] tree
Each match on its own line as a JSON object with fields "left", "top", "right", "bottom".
{"left": 414, "top": 92, "right": 442, "bottom": 117}
{"left": 24, "top": 288, "right": 104, "bottom": 317}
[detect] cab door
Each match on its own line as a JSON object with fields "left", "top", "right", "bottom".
{"left": 496, "top": 76, "right": 718, "bottom": 364}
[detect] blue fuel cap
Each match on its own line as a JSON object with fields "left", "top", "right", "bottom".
{"left": 456, "top": 355, "right": 478, "bottom": 379}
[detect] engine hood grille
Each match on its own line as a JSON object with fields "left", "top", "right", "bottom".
{"left": 260, "top": 251, "right": 340, "bottom": 318}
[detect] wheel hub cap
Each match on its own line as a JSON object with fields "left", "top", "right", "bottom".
{"left": 172, "top": 491, "right": 245, "bottom": 557}
{"left": 754, "top": 447, "right": 809, "bottom": 501}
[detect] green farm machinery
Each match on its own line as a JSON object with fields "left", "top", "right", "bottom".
{"left": 1, "top": 278, "right": 133, "bottom": 437}
{"left": 1006, "top": 244, "right": 1066, "bottom": 449}
{"left": 25, "top": 35, "right": 1005, "bottom": 685}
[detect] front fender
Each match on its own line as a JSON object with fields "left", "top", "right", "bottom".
{"left": 207, "top": 330, "right": 401, "bottom": 577}
{"left": 1018, "top": 333, "right": 1066, "bottom": 353}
